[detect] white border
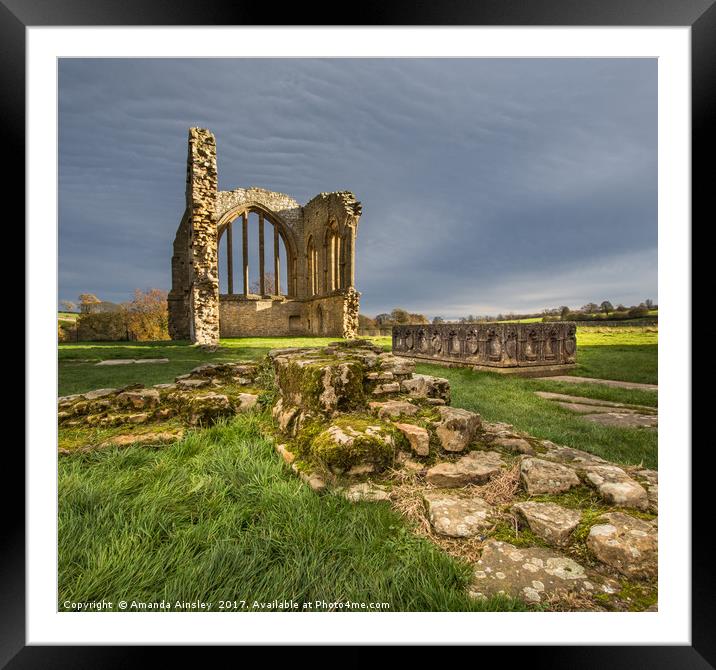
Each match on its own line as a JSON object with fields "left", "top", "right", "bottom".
{"left": 27, "top": 27, "right": 690, "bottom": 645}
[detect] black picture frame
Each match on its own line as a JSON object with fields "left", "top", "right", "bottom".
{"left": 8, "top": 0, "right": 707, "bottom": 664}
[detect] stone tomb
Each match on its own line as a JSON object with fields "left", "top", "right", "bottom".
{"left": 168, "top": 128, "right": 362, "bottom": 345}
{"left": 392, "top": 322, "right": 578, "bottom": 376}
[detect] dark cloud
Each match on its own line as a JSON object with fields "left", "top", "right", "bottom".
{"left": 59, "top": 58, "right": 657, "bottom": 317}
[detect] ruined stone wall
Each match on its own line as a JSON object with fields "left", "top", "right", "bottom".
{"left": 186, "top": 128, "right": 220, "bottom": 345}
{"left": 219, "top": 297, "right": 305, "bottom": 337}
{"left": 392, "top": 323, "right": 577, "bottom": 374}
{"left": 168, "top": 212, "right": 191, "bottom": 339}
{"left": 302, "top": 192, "right": 361, "bottom": 296}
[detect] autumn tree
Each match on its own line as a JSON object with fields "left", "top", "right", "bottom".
{"left": 124, "top": 289, "right": 169, "bottom": 341}
{"left": 78, "top": 293, "right": 102, "bottom": 314}
{"left": 390, "top": 308, "right": 410, "bottom": 325}
{"left": 358, "top": 314, "right": 376, "bottom": 331}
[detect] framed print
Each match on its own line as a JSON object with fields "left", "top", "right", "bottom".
{"left": 8, "top": 0, "right": 710, "bottom": 663}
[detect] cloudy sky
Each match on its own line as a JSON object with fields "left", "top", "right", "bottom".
{"left": 59, "top": 58, "right": 657, "bottom": 318}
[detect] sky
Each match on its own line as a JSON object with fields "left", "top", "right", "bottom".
{"left": 58, "top": 58, "right": 657, "bottom": 318}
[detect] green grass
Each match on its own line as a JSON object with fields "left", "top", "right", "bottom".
{"left": 417, "top": 363, "right": 657, "bottom": 468}
{"left": 494, "top": 317, "right": 543, "bottom": 323}
{"left": 574, "top": 328, "right": 657, "bottom": 384}
{"left": 58, "top": 412, "right": 526, "bottom": 612}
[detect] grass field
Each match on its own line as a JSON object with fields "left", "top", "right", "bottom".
{"left": 416, "top": 364, "right": 656, "bottom": 468}
{"left": 58, "top": 328, "right": 657, "bottom": 610}
{"left": 573, "top": 328, "right": 657, "bottom": 385}
{"left": 58, "top": 413, "right": 527, "bottom": 612}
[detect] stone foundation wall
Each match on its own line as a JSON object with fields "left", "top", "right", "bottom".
{"left": 219, "top": 296, "right": 305, "bottom": 337}
{"left": 218, "top": 290, "right": 360, "bottom": 338}
{"left": 392, "top": 322, "right": 577, "bottom": 370}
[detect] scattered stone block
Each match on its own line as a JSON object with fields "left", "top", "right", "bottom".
{"left": 541, "top": 444, "right": 607, "bottom": 466}
{"left": 587, "top": 512, "right": 657, "bottom": 579}
{"left": 534, "top": 375, "right": 657, "bottom": 391}
{"left": 58, "top": 394, "right": 82, "bottom": 404}
{"left": 346, "top": 463, "right": 375, "bottom": 476}
{"left": 177, "top": 378, "right": 212, "bottom": 389}
{"left": 116, "top": 388, "right": 161, "bottom": 410}
{"left": 423, "top": 492, "right": 494, "bottom": 537}
{"left": 635, "top": 470, "right": 658, "bottom": 513}
{"left": 127, "top": 413, "right": 150, "bottom": 424}
{"left": 582, "top": 412, "right": 658, "bottom": 429}
{"left": 394, "top": 422, "right": 430, "bottom": 456}
{"left": 272, "top": 398, "right": 300, "bottom": 435}
{"left": 583, "top": 464, "right": 649, "bottom": 510}
{"left": 342, "top": 482, "right": 390, "bottom": 502}
{"left": 371, "top": 382, "right": 401, "bottom": 396}
{"left": 494, "top": 437, "right": 534, "bottom": 455}
{"left": 400, "top": 373, "right": 451, "bottom": 404}
{"left": 426, "top": 451, "right": 505, "bottom": 487}
{"left": 272, "top": 352, "right": 365, "bottom": 415}
{"left": 520, "top": 457, "right": 580, "bottom": 495}
{"left": 236, "top": 393, "right": 259, "bottom": 412}
{"left": 292, "top": 465, "right": 327, "bottom": 493}
{"left": 274, "top": 443, "right": 295, "bottom": 465}
{"left": 470, "top": 540, "right": 618, "bottom": 604}
{"left": 82, "top": 388, "right": 117, "bottom": 401}
{"left": 368, "top": 399, "right": 418, "bottom": 419}
{"left": 96, "top": 359, "right": 135, "bottom": 366}
{"left": 512, "top": 502, "right": 581, "bottom": 547}
{"left": 188, "top": 393, "right": 232, "bottom": 425}
{"left": 311, "top": 420, "right": 396, "bottom": 474}
{"left": 435, "top": 406, "right": 481, "bottom": 452}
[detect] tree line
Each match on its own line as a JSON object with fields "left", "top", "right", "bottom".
{"left": 359, "top": 299, "right": 656, "bottom": 328}
{"left": 59, "top": 289, "right": 169, "bottom": 341}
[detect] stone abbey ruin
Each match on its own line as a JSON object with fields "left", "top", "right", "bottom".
{"left": 169, "top": 128, "right": 361, "bottom": 345}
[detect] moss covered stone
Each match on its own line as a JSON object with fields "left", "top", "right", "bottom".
{"left": 298, "top": 415, "right": 403, "bottom": 474}
{"left": 272, "top": 352, "right": 365, "bottom": 415}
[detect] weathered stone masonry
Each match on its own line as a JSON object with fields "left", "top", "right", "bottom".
{"left": 169, "top": 128, "right": 362, "bottom": 345}
{"left": 392, "top": 322, "right": 577, "bottom": 375}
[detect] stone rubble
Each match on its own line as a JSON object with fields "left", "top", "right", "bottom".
{"left": 470, "top": 540, "right": 618, "bottom": 604}
{"left": 426, "top": 451, "right": 505, "bottom": 488}
{"left": 582, "top": 464, "right": 649, "bottom": 510}
{"left": 394, "top": 422, "right": 430, "bottom": 456}
{"left": 587, "top": 512, "right": 657, "bottom": 579}
{"left": 512, "top": 502, "right": 582, "bottom": 547}
{"left": 520, "top": 457, "right": 581, "bottom": 495}
{"left": 434, "top": 406, "right": 481, "bottom": 452}
{"left": 423, "top": 492, "right": 494, "bottom": 538}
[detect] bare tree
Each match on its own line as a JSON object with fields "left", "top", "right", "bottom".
{"left": 249, "top": 272, "right": 277, "bottom": 295}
